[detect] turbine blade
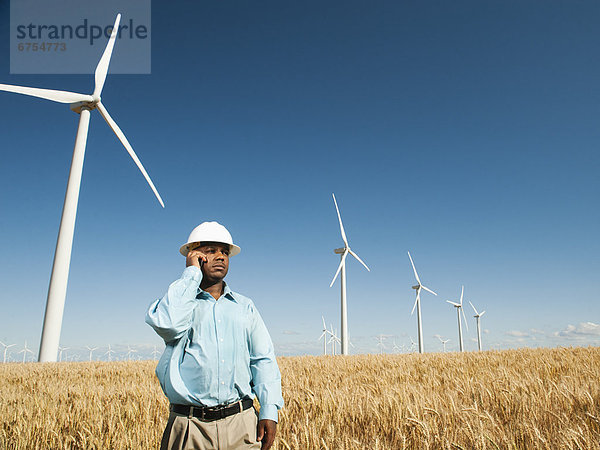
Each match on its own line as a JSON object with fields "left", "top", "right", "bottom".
{"left": 422, "top": 285, "right": 437, "bottom": 296}
{"left": 96, "top": 102, "right": 165, "bottom": 208}
{"left": 411, "top": 291, "right": 420, "bottom": 315}
{"left": 407, "top": 251, "right": 421, "bottom": 284}
{"left": 461, "top": 307, "right": 469, "bottom": 332}
{"left": 447, "top": 300, "right": 460, "bottom": 307}
{"left": 0, "top": 84, "right": 93, "bottom": 104}
{"left": 348, "top": 249, "right": 370, "bottom": 272}
{"left": 332, "top": 193, "right": 348, "bottom": 246}
{"left": 480, "top": 311, "right": 486, "bottom": 317}
{"left": 322, "top": 316, "right": 326, "bottom": 329}
{"left": 469, "top": 301, "right": 479, "bottom": 316}
{"left": 93, "top": 14, "right": 121, "bottom": 97}
{"left": 460, "top": 285, "right": 464, "bottom": 305}
{"left": 329, "top": 250, "right": 347, "bottom": 287}
{"left": 318, "top": 331, "right": 326, "bottom": 340}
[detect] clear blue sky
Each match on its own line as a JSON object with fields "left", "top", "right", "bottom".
{"left": 0, "top": 1, "right": 598, "bottom": 359}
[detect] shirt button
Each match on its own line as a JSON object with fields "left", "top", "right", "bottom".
{"left": 220, "top": 338, "right": 224, "bottom": 342}
{"left": 221, "top": 381, "right": 225, "bottom": 385}
{"left": 218, "top": 319, "right": 221, "bottom": 323}
{"left": 221, "top": 359, "right": 225, "bottom": 363}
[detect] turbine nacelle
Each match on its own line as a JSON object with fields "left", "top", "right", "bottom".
{"left": 70, "top": 100, "right": 99, "bottom": 114}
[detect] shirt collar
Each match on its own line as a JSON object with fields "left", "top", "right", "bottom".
{"left": 197, "top": 281, "right": 238, "bottom": 303}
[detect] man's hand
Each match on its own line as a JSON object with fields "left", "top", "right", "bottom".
{"left": 186, "top": 248, "right": 207, "bottom": 269}
{"left": 257, "top": 419, "right": 277, "bottom": 449}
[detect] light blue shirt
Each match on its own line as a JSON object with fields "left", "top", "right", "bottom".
{"left": 145, "top": 266, "right": 283, "bottom": 422}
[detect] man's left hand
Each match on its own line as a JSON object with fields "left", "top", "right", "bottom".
{"left": 256, "top": 419, "right": 277, "bottom": 449}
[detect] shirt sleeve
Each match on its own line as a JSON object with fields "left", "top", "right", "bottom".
{"left": 247, "top": 303, "right": 284, "bottom": 422}
{"left": 145, "top": 266, "right": 202, "bottom": 343}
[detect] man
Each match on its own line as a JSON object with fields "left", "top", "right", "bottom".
{"left": 146, "top": 221, "right": 283, "bottom": 450}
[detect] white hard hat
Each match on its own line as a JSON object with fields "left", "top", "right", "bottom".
{"left": 179, "top": 221, "right": 241, "bottom": 257}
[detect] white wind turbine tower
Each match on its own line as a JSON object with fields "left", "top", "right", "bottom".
{"left": 318, "top": 316, "right": 331, "bottom": 355}
{"left": 447, "top": 286, "right": 469, "bottom": 352}
{"left": 437, "top": 336, "right": 450, "bottom": 352}
{"left": 86, "top": 346, "right": 98, "bottom": 362}
{"left": 0, "top": 14, "right": 164, "bottom": 363}
{"left": 408, "top": 252, "right": 437, "bottom": 353}
{"left": 329, "top": 193, "right": 370, "bottom": 356}
{"left": 0, "top": 342, "right": 16, "bottom": 363}
{"left": 469, "top": 301, "right": 486, "bottom": 351}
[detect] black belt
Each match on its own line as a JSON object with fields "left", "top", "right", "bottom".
{"left": 171, "top": 398, "right": 254, "bottom": 422}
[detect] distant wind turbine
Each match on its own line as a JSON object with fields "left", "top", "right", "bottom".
{"left": 437, "top": 335, "right": 450, "bottom": 352}
{"left": 328, "top": 324, "right": 341, "bottom": 355}
{"left": 104, "top": 344, "right": 115, "bottom": 361}
{"left": 409, "top": 336, "right": 417, "bottom": 353}
{"left": 58, "top": 346, "right": 70, "bottom": 362}
{"left": 18, "top": 341, "right": 34, "bottom": 363}
{"left": 329, "top": 193, "right": 370, "bottom": 356}
{"left": 392, "top": 339, "right": 401, "bottom": 353}
{"left": 126, "top": 345, "right": 137, "bottom": 361}
{"left": 0, "top": 341, "right": 16, "bottom": 363}
{"left": 151, "top": 345, "right": 161, "bottom": 360}
{"left": 318, "top": 316, "right": 331, "bottom": 355}
{"left": 469, "top": 301, "right": 486, "bottom": 351}
{"left": 408, "top": 252, "right": 437, "bottom": 353}
{"left": 375, "top": 334, "right": 386, "bottom": 354}
{"left": 86, "top": 346, "right": 98, "bottom": 362}
{"left": 0, "top": 14, "right": 165, "bottom": 363}
{"left": 447, "top": 286, "right": 469, "bottom": 352}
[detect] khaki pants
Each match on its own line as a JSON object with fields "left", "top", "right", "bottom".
{"left": 160, "top": 406, "right": 261, "bottom": 450}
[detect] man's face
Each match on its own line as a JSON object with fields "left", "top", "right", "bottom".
{"left": 193, "top": 242, "right": 230, "bottom": 280}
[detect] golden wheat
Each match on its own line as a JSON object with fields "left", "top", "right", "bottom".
{"left": 1, "top": 347, "right": 598, "bottom": 449}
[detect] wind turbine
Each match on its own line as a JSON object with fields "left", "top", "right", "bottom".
{"left": 447, "top": 286, "right": 469, "bottom": 352}
{"left": 86, "top": 346, "right": 98, "bottom": 362}
{"left": 329, "top": 193, "right": 370, "bottom": 356}
{"left": 0, "top": 14, "right": 165, "bottom": 363}
{"left": 151, "top": 345, "right": 161, "bottom": 360}
{"left": 318, "top": 316, "right": 331, "bottom": 355}
{"left": 392, "top": 339, "right": 401, "bottom": 353}
{"left": 58, "top": 346, "right": 70, "bottom": 362}
{"left": 126, "top": 345, "right": 137, "bottom": 361}
{"left": 18, "top": 341, "right": 34, "bottom": 363}
{"left": 0, "top": 341, "right": 16, "bottom": 363}
{"left": 375, "top": 334, "right": 386, "bottom": 354}
{"left": 407, "top": 252, "right": 437, "bottom": 353}
{"left": 104, "top": 344, "right": 115, "bottom": 361}
{"left": 437, "top": 336, "right": 450, "bottom": 352}
{"left": 328, "top": 324, "right": 341, "bottom": 355}
{"left": 409, "top": 336, "right": 417, "bottom": 353}
{"left": 469, "top": 301, "right": 486, "bottom": 351}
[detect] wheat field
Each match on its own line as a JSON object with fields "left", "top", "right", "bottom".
{"left": 1, "top": 347, "right": 599, "bottom": 449}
